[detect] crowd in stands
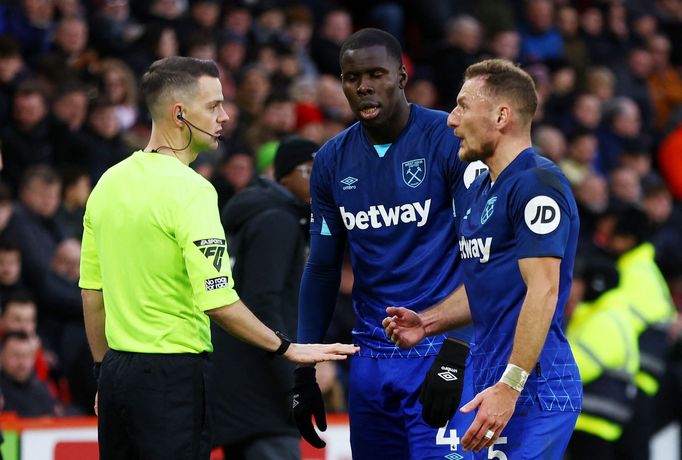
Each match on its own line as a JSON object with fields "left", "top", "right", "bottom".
{"left": 0, "top": 0, "right": 680, "bottom": 455}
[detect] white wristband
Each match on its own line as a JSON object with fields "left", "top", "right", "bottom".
{"left": 499, "top": 364, "right": 529, "bottom": 392}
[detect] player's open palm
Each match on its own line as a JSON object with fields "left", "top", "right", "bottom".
{"left": 383, "top": 306, "right": 426, "bottom": 348}
{"left": 285, "top": 343, "right": 359, "bottom": 364}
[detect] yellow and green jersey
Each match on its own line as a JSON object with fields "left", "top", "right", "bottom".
{"left": 80, "top": 151, "right": 239, "bottom": 354}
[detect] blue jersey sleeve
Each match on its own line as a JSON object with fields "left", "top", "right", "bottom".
{"left": 510, "top": 168, "right": 574, "bottom": 259}
{"left": 309, "top": 144, "right": 343, "bottom": 237}
{"left": 297, "top": 233, "right": 346, "bottom": 343}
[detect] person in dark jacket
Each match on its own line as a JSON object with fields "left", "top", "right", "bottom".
{"left": 212, "top": 136, "right": 317, "bottom": 460}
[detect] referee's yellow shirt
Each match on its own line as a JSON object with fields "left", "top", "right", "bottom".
{"left": 79, "top": 151, "right": 240, "bottom": 353}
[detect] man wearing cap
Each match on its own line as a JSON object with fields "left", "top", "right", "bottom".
{"left": 212, "top": 136, "right": 317, "bottom": 459}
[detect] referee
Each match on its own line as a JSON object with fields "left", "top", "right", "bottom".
{"left": 80, "top": 56, "right": 358, "bottom": 460}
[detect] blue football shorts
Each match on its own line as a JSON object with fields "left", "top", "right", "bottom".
{"left": 348, "top": 354, "right": 475, "bottom": 460}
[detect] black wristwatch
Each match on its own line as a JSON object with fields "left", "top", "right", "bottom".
{"left": 273, "top": 330, "right": 292, "bottom": 356}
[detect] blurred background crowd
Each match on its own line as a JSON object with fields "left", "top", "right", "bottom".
{"left": 0, "top": 0, "right": 680, "bottom": 457}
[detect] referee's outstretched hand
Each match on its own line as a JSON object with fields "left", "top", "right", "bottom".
{"left": 292, "top": 366, "right": 327, "bottom": 448}
{"left": 284, "top": 342, "right": 360, "bottom": 364}
{"left": 382, "top": 306, "right": 427, "bottom": 348}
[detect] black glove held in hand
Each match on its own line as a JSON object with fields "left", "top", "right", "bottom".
{"left": 419, "top": 337, "right": 469, "bottom": 428}
{"left": 292, "top": 366, "right": 327, "bottom": 448}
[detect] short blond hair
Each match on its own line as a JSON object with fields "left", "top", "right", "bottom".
{"left": 464, "top": 59, "right": 538, "bottom": 124}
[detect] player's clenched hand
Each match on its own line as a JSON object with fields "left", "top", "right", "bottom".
{"left": 382, "top": 306, "right": 426, "bottom": 348}
{"left": 459, "top": 382, "right": 519, "bottom": 452}
{"left": 285, "top": 343, "right": 359, "bottom": 364}
{"left": 292, "top": 366, "right": 327, "bottom": 448}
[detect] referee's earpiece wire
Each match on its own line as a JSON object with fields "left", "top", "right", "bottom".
{"left": 151, "top": 113, "right": 193, "bottom": 155}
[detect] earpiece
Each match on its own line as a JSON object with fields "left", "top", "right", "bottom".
{"left": 177, "top": 111, "right": 184, "bottom": 120}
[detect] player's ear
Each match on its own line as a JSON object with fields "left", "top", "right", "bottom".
{"left": 496, "top": 105, "right": 511, "bottom": 128}
{"left": 398, "top": 65, "right": 408, "bottom": 90}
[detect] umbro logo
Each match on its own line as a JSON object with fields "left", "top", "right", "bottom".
{"left": 445, "top": 453, "right": 464, "bottom": 460}
{"left": 340, "top": 176, "right": 358, "bottom": 190}
{"left": 437, "top": 371, "right": 458, "bottom": 382}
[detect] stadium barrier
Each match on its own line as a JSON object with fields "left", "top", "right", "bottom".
{"left": 0, "top": 413, "right": 352, "bottom": 460}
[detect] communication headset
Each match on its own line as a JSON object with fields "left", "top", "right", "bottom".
{"left": 151, "top": 111, "right": 221, "bottom": 153}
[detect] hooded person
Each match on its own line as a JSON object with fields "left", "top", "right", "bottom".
{"left": 211, "top": 136, "right": 317, "bottom": 459}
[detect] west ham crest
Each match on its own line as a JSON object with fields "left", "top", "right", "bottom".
{"left": 402, "top": 158, "right": 426, "bottom": 188}
{"left": 481, "top": 196, "right": 497, "bottom": 225}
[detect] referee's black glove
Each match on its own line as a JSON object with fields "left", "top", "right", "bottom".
{"left": 292, "top": 366, "right": 327, "bottom": 448}
{"left": 419, "top": 338, "right": 469, "bottom": 428}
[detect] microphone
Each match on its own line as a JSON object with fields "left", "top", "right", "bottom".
{"left": 177, "top": 112, "right": 221, "bottom": 141}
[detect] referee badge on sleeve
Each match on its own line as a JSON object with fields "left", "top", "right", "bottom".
{"left": 193, "top": 238, "right": 226, "bottom": 272}
{"left": 205, "top": 276, "right": 228, "bottom": 291}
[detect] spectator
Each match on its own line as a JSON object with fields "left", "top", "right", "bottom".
{"left": 597, "top": 96, "right": 643, "bottom": 174}
{"left": 610, "top": 166, "right": 642, "bottom": 205}
{"left": 556, "top": 5, "right": 590, "bottom": 81}
{"left": 283, "top": 4, "right": 317, "bottom": 78}
{"left": 0, "top": 81, "right": 55, "bottom": 191}
{"left": 566, "top": 259, "right": 639, "bottom": 460}
{"left": 558, "top": 92, "right": 602, "bottom": 137}
{"left": 486, "top": 29, "right": 520, "bottom": 62}
{"left": 185, "top": 29, "right": 217, "bottom": 61}
{"left": 615, "top": 47, "right": 655, "bottom": 132}
{"left": 574, "top": 173, "right": 610, "bottom": 244}
{"left": 50, "top": 83, "right": 90, "bottom": 167}
{"left": 126, "top": 23, "right": 179, "bottom": 78}
{"left": 405, "top": 76, "right": 438, "bottom": 109}
{"left": 213, "top": 149, "right": 255, "bottom": 211}
{"left": 0, "top": 240, "right": 25, "bottom": 301}
{"left": 38, "top": 16, "right": 98, "bottom": 86}
{"left": 607, "top": 206, "right": 676, "bottom": 460}
{"left": 518, "top": 0, "right": 564, "bottom": 64}
{"left": 431, "top": 14, "right": 483, "bottom": 109}
{"left": 235, "top": 64, "right": 271, "bottom": 124}
{"left": 39, "top": 238, "right": 92, "bottom": 413}
{"left": 619, "top": 139, "right": 653, "bottom": 181}
{"left": 0, "top": 330, "right": 62, "bottom": 417}
{"left": 214, "top": 137, "right": 317, "bottom": 459}
{"left": 585, "top": 65, "right": 616, "bottom": 102}
{"left": 0, "top": 0, "right": 55, "bottom": 61}
{"left": 532, "top": 124, "right": 567, "bottom": 163}
{"left": 54, "top": 166, "right": 90, "bottom": 240}
{"left": 244, "top": 95, "right": 296, "bottom": 153}
{"left": 0, "top": 183, "right": 14, "bottom": 235}
{"left": 646, "top": 33, "right": 682, "bottom": 133}
{"left": 0, "top": 35, "right": 30, "bottom": 127}
{"left": 79, "top": 97, "right": 130, "bottom": 182}
{"left": 97, "top": 59, "right": 138, "bottom": 131}
{"left": 316, "top": 361, "right": 347, "bottom": 413}
{"left": 2, "top": 164, "right": 63, "bottom": 291}
{"left": 89, "top": 0, "right": 143, "bottom": 59}
{"left": 311, "top": 8, "right": 353, "bottom": 76}
{"left": 580, "top": 7, "right": 619, "bottom": 67}
{"left": 642, "top": 176, "right": 682, "bottom": 281}
{"left": 560, "top": 128, "right": 599, "bottom": 186}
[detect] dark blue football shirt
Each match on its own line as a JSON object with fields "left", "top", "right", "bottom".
{"left": 457, "top": 147, "right": 582, "bottom": 412}
{"left": 307, "top": 105, "right": 481, "bottom": 357}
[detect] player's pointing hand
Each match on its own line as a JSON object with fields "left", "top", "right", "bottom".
{"left": 285, "top": 343, "right": 360, "bottom": 364}
{"left": 382, "top": 306, "right": 427, "bottom": 348}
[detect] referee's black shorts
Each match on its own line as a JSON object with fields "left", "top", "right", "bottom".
{"left": 98, "top": 349, "right": 213, "bottom": 460}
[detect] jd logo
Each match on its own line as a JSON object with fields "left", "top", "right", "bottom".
{"left": 524, "top": 196, "right": 561, "bottom": 234}
{"left": 463, "top": 160, "right": 488, "bottom": 189}
{"left": 194, "top": 238, "right": 226, "bottom": 272}
{"left": 402, "top": 158, "right": 426, "bottom": 188}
